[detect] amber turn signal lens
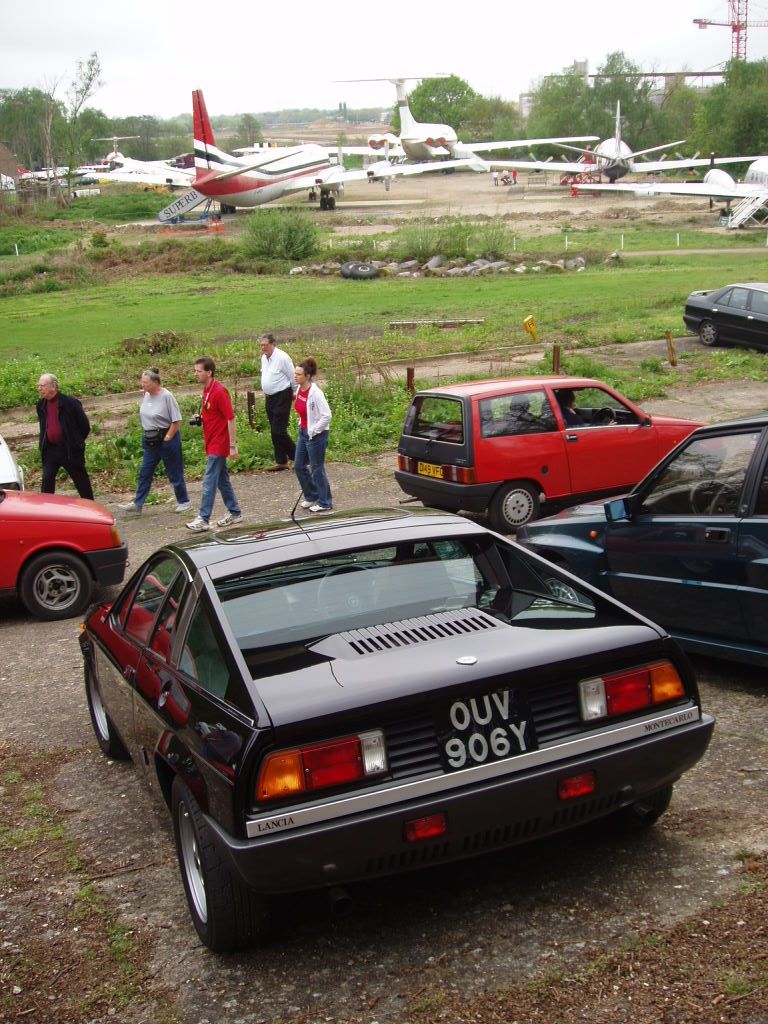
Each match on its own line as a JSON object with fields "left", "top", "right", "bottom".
{"left": 257, "top": 750, "right": 304, "bottom": 801}
{"left": 650, "top": 662, "right": 685, "bottom": 703}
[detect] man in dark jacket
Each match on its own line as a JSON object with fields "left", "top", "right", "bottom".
{"left": 36, "top": 373, "right": 94, "bottom": 499}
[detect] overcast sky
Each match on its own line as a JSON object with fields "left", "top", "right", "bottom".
{"left": 4, "top": 0, "right": 768, "bottom": 120}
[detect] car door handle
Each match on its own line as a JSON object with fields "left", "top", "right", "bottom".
{"left": 157, "top": 679, "right": 173, "bottom": 708}
{"left": 704, "top": 527, "right": 730, "bottom": 543}
{"left": 566, "top": 433, "right": 579, "bottom": 442}
{"left": 123, "top": 665, "right": 135, "bottom": 683}
{"left": 747, "top": 315, "right": 754, "bottom": 320}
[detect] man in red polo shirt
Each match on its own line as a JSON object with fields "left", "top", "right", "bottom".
{"left": 186, "top": 357, "right": 243, "bottom": 532}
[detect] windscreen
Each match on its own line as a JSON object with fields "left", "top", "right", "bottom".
{"left": 213, "top": 535, "right": 597, "bottom": 677}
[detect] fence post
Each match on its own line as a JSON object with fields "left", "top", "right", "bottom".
{"left": 665, "top": 330, "right": 677, "bottom": 367}
{"left": 406, "top": 367, "right": 415, "bottom": 396}
{"left": 620, "top": 234, "right": 624, "bottom": 250}
{"left": 247, "top": 390, "right": 256, "bottom": 428}
{"left": 552, "top": 344, "right": 561, "bottom": 373}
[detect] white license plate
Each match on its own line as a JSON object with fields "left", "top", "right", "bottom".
{"left": 436, "top": 688, "right": 536, "bottom": 771}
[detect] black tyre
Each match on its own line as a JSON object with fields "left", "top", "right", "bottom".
{"left": 172, "top": 776, "right": 270, "bottom": 952}
{"left": 611, "top": 783, "right": 673, "bottom": 830}
{"left": 698, "top": 320, "right": 719, "bottom": 347}
{"left": 347, "top": 262, "right": 378, "bottom": 280}
{"left": 340, "top": 261, "right": 362, "bottom": 279}
{"left": 19, "top": 550, "right": 93, "bottom": 621}
{"left": 327, "top": 196, "right": 336, "bottom": 210}
{"left": 84, "top": 664, "right": 130, "bottom": 760}
{"left": 488, "top": 482, "right": 540, "bottom": 533}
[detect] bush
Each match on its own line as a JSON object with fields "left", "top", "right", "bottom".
{"left": 239, "top": 210, "right": 319, "bottom": 261}
{"left": 393, "top": 218, "right": 472, "bottom": 262}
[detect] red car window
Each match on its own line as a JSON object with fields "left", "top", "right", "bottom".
{"left": 124, "top": 557, "right": 181, "bottom": 646}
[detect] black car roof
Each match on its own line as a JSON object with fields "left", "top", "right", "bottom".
{"left": 164, "top": 507, "right": 489, "bottom": 575}
{"left": 691, "top": 414, "right": 768, "bottom": 436}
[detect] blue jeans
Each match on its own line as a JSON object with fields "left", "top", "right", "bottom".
{"left": 294, "top": 429, "right": 332, "bottom": 509}
{"left": 135, "top": 433, "right": 189, "bottom": 507}
{"left": 199, "top": 455, "right": 240, "bottom": 523}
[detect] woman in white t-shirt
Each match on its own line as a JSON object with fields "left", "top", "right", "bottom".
{"left": 118, "top": 369, "right": 191, "bottom": 514}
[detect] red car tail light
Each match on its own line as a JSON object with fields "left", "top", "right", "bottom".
{"left": 404, "top": 812, "right": 448, "bottom": 841}
{"left": 578, "top": 662, "right": 685, "bottom": 722}
{"left": 398, "top": 454, "right": 417, "bottom": 472}
{"left": 256, "top": 731, "right": 387, "bottom": 802}
{"left": 442, "top": 465, "right": 475, "bottom": 484}
{"left": 558, "top": 771, "right": 596, "bottom": 801}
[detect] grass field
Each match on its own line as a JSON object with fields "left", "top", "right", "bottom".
{"left": 3, "top": 251, "right": 768, "bottom": 365}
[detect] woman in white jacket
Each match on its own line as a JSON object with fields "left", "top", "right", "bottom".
{"left": 293, "top": 358, "right": 333, "bottom": 513}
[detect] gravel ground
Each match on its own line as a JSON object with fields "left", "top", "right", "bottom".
{"left": 1, "top": 380, "right": 768, "bottom": 1024}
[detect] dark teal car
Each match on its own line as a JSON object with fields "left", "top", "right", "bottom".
{"left": 516, "top": 416, "right": 768, "bottom": 666}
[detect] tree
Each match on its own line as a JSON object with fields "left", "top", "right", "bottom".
{"left": 589, "top": 52, "right": 662, "bottom": 150}
{"left": 232, "top": 113, "right": 264, "bottom": 151}
{"left": 0, "top": 88, "right": 65, "bottom": 169}
{"left": 461, "top": 95, "right": 523, "bottom": 143}
{"left": 391, "top": 75, "right": 478, "bottom": 134}
{"left": 63, "top": 53, "right": 103, "bottom": 189}
{"left": 525, "top": 68, "right": 594, "bottom": 143}
{"left": 657, "top": 82, "right": 701, "bottom": 148}
{"left": 692, "top": 59, "right": 768, "bottom": 156}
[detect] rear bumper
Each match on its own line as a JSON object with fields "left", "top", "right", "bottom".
{"left": 394, "top": 470, "right": 497, "bottom": 513}
{"left": 206, "top": 713, "right": 714, "bottom": 895}
{"left": 84, "top": 543, "right": 128, "bottom": 587}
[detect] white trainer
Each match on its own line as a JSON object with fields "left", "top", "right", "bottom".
{"left": 216, "top": 512, "right": 243, "bottom": 527}
{"left": 174, "top": 501, "right": 192, "bottom": 513}
{"left": 117, "top": 501, "right": 141, "bottom": 514}
{"left": 186, "top": 516, "right": 210, "bottom": 532}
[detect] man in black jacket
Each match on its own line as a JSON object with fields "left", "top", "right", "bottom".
{"left": 36, "top": 374, "right": 94, "bottom": 499}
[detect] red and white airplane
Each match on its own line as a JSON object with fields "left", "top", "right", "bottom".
{"left": 189, "top": 88, "right": 485, "bottom": 212}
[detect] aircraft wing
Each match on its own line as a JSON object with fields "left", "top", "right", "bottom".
{"left": 280, "top": 156, "right": 488, "bottom": 194}
{"left": 98, "top": 168, "right": 194, "bottom": 188}
{"left": 486, "top": 158, "right": 588, "bottom": 173}
{"left": 463, "top": 135, "right": 599, "bottom": 154}
{"left": 573, "top": 181, "right": 765, "bottom": 200}
{"left": 631, "top": 156, "right": 761, "bottom": 173}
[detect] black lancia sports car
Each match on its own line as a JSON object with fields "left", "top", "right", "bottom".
{"left": 79, "top": 508, "right": 714, "bottom": 951}
{"left": 683, "top": 281, "right": 768, "bottom": 350}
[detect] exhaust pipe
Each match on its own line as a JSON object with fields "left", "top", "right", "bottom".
{"left": 327, "top": 885, "right": 353, "bottom": 917}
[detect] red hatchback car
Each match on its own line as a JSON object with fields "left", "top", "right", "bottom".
{"left": 395, "top": 377, "right": 700, "bottom": 531}
{"left": 0, "top": 489, "right": 128, "bottom": 620}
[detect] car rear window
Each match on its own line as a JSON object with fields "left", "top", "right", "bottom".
{"left": 750, "top": 289, "right": 768, "bottom": 315}
{"left": 403, "top": 396, "right": 464, "bottom": 444}
{"left": 479, "top": 389, "right": 556, "bottom": 437}
{"left": 213, "top": 536, "right": 596, "bottom": 677}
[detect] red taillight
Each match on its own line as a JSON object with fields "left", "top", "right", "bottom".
{"left": 442, "top": 464, "right": 475, "bottom": 484}
{"left": 404, "top": 813, "right": 448, "bottom": 841}
{"left": 578, "top": 662, "right": 685, "bottom": 722}
{"left": 558, "top": 771, "right": 596, "bottom": 801}
{"left": 605, "top": 667, "right": 652, "bottom": 716}
{"left": 397, "top": 454, "right": 417, "bottom": 472}
{"left": 303, "top": 737, "right": 363, "bottom": 791}
{"left": 257, "top": 731, "right": 387, "bottom": 802}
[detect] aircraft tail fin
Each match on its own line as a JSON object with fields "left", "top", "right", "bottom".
{"left": 614, "top": 101, "right": 622, "bottom": 148}
{"left": 193, "top": 90, "right": 217, "bottom": 176}
{"left": 394, "top": 79, "right": 417, "bottom": 137}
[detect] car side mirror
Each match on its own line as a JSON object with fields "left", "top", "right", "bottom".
{"left": 605, "top": 496, "right": 634, "bottom": 522}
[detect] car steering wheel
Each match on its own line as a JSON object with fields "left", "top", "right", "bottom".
{"left": 316, "top": 564, "right": 373, "bottom": 618}
{"left": 690, "top": 480, "right": 739, "bottom": 515}
{"left": 592, "top": 407, "right": 615, "bottom": 426}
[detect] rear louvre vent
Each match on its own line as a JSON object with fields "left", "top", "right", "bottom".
{"left": 342, "top": 608, "right": 501, "bottom": 657}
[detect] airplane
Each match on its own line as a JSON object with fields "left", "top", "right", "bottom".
{"left": 571, "top": 157, "right": 768, "bottom": 228}
{"left": 488, "top": 102, "right": 758, "bottom": 183}
{"left": 88, "top": 136, "right": 195, "bottom": 188}
{"left": 339, "top": 77, "right": 599, "bottom": 162}
{"left": 188, "top": 88, "right": 486, "bottom": 212}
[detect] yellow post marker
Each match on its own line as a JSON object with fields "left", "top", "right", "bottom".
{"left": 665, "top": 330, "right": 677, "bottom": 367}
{"left": 523, "top": 315, "right": 538, "bottom": 343}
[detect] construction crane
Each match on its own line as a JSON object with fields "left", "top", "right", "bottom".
{"left": 694, "top": 1, "right": 768, "bottom": 61}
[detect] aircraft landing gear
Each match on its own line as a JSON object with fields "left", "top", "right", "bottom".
{"left": 308, "top": 190, "right": 316, "bottom": 202}
{"left": 319, "top": 193, "right": 336, "bottom": 211}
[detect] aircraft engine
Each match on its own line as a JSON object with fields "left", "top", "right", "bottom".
{"left": 704, "top": 168, "right": 736, "bottom": 190}
{"left": 425, "top": 137, "right": 447, "bottom": 148}
{"left": 368, "top": 133, "right": 398, "bottom": 151}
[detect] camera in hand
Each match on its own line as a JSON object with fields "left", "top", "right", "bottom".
{"left": 189, "top": 414, "right": 202, "bottom": 427}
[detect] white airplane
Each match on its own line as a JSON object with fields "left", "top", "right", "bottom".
{"left": 572, "top": 157, "right": 768, "bottom": 228}
{"left": 490, "top": 102, "right": 757, "bottom": 183}
{"left": 89, "top": 136, "right": 195, "bottom": 188}
{"left": 188, "top": 88, "right": 485, "bottom": 211}
{"left": 339, "top": 77, "right": 598, "bottom": 162}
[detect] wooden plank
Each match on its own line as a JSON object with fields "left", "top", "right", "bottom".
{"left": 388, "top": 318, "right": 485, "bottom": 330}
